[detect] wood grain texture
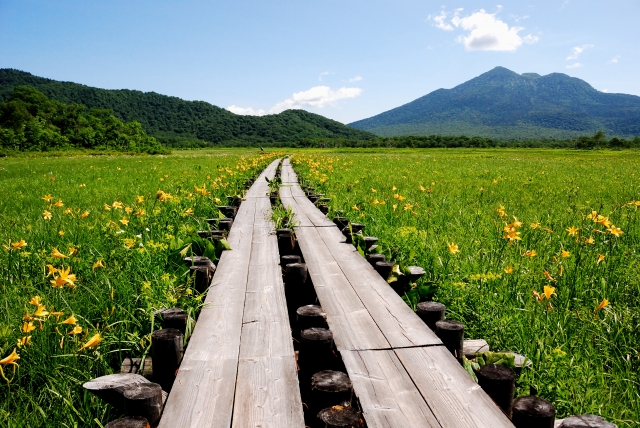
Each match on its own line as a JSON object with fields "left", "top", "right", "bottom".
{"left": 341, "top": 350, "right": 441, "bottom": 428}
{"left": 291, "top": 195, "right": 335, "bottom": 227}
{"left": 317, "top": 227, "right": 441, "bottom": 348}
{"left": 395, "top": 346, "right": 514, "bottom": 428}
{"left": 245, "top": 159, "right": 280, "bottom": 198}
{"left": 463, "top": 339, "right": 490, "bottom": 358}
{"left": 232, "top": 356, "right": 305, "bottom": 428}
{"left": 279, "top": 186, "right": 314, "bottom": 227}
{"left": 294, "top": 226, "right": 389, "bottom": 351}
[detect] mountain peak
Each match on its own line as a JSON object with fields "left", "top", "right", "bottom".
{"left": 349, "top": 67, "right": 640, "bottom": 139}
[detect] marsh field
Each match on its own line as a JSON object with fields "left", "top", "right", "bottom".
{"left": 0, "top": 148, "right": 639, "bottom": 427}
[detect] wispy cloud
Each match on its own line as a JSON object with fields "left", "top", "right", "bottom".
{"left": 270, "top": 86, "right": 362, "bottom": 114}
{"left": 226, "top": 105, "right": 266, "bottom": 116}
{"left": 318, "top": 71, "right": 333, "bottom": 81}
{"left": 348, "top": 76, "right": 363, "bottom": 82}
{"left": 566, "top": 62, "right": 583, "bottom": 69}
{"left": 566, "top": 44, "right": 594, "bottom": 60}
{"left": 430, "top": 7, "right": 538, "bottom": 51}
{"left": 607, "top": 55, "right": 621, "bottom": 64}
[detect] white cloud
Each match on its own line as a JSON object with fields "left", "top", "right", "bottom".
{"left": 429, "top": 10, "right": 454, "bottom": 31}
{"left": 348, "top": 76, "right": 363, "bottom": 82}
{"left": 318, "top": 71, "right": 333, "bottom": 81}
{"left": 226, "top": 105, "right": 266, "bottom": 116}
{"left": 566, "top": 44, "right": 594, "bottom": 60}
{"left": 566, "top": 62, "right": 583, "bottom": 69}
{"left": 607, "top": 55, "right": 621, "bottom": 64}
{"left": 433, "top": 8, "right": 538, "bottom": 51}
{"left": 270, "top": 86, "right": 362, "bottom": 114}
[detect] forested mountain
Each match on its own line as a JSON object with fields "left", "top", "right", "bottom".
{"left": 0, "top": 69, "right": 375, "bottom": 146}
{"left": 349, "top": 67, "right": 640, "bottom": 140}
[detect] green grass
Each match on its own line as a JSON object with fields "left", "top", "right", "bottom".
{"left": 0, "top": 149, "right": 276, "bottom": 427}
{"left": 291, "top": 148, "right": 640, "bottom": 427}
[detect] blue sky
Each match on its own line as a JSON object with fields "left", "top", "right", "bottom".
{"left": 1, "top": 0, "right": 638, "bottom": 123}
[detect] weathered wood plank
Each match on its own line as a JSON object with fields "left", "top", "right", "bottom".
{"left": 245, "top": 159, "right": 280, "bottom": 198}
{"left": 395, "top": 346, "right": 514, "bottom": 428}
{"left": 294, "top": 226, "right": 389, "bottom": 351}
{"left": 317, "top": 227, "right": 441, "bottom": 348}
{"left": 279, "top": 185, "right": 314, "bottom": 227}
{"left": 159, "top": 358, "right": 238, "bottom": 427}
{"left": 232, "top": 356, "right": 305, "bottom": 427}
{"left": 341, "top": 350, "right": 441, "bottom": 428}
{"left": 292, "top": 195, "right": 335, "bottom": 227}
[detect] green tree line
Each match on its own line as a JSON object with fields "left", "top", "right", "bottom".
{"left": 0, "top": 87, "right": 167, "bottom": 154}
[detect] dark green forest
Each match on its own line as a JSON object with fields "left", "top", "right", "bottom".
{"left": 0, "top": 87, "right": 166, "bottom": 154}
{"left": 0, "top": 69, "right": 375, "bottom": 147}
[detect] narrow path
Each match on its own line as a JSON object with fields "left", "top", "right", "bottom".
{"left": 279, "top": 158, "right": 514, "bottom": 428}
{"left": 159, "top": 159, "right": 305, "bottom": 428}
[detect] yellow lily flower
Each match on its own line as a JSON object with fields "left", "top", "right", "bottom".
{"left": 22, "top": 322, "right": 36, "bottom": 333}
{"left": 447, "top": 243, "right": 460, "bottom": 254}
{"left": 59, "top": 315, "right": 77, "bottom": 325}
{"left": 543, "top": 285, "right": 556, "bottom": 300}
{"left": 79, "top": 333, "right": 103, "bottom": 351}
{"left": 29, "top": 296, "right": 43, "bottom": 306}
{"left": 69, "top": 326, "right": 82, "bottom": 335}
{"left": 92, "top": 259, "right": 105, "bottom": 269}
{"left": 0, "top": 349, "right": 19, "bottom": 365}
{"left": 51, "top": 248, "right": 68, "bottom": 259}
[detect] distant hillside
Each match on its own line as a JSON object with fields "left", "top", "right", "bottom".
{"left": 0, "top": 69, "right": 375, "bottom": 145}
{"left": 349, "top": 67, "right": 640, "bottom": 140}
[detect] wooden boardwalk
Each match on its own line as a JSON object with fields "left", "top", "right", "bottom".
{"left": 280, "top": 159, "right": 514, "bottom": 428}
{"left": 159, "top": 159, "right": 305, "bottom": 428}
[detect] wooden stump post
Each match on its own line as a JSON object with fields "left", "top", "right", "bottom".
{"left": 477, "top": 364, "right": 516, "bottom": 417}
{"left": 276, "top": 228, "right": 295, "bottom": 256}
{"left": 217, "top": 205, "right": 237, "bottom": 218}
{"left": 160, "top": 308, "right": 188, "bottom": 334}
{"left": 374, "top": 261, "right": 394, "bottom": 280}
{"left": 296, "top": 305, "right": 327, "bottom": 331}
{"left": 558, "top": 415, "right": 617, "bottom": 428}
{"left": 317, "top": 405, "right": 362, "bottom": 428}
{"left": 197, "top": 229, "right": 226, "bottom": 240}
{"left": 299, "top": 328, "right": 336, "bottom": 371}
{"left": 435, "top": 320, "right": 464, "bottom": 361}
{"left": 183, "top": 256, "right": 216, "bottom": 270}
{"left": 83, "top": 373, "right": 150, "bottom": 410}
{"left": 190, "top": 265, "right": 215, "bottom": 293}
{"left": 284, "top": 263, "right": 308, "bottom": 287}
{"left": 104, "top": 417, "right": 150, "bottom": 428}
{"left": 363, "top": 237, "right": 378, "bottom": 252}
{"left": 366, "top": 253, "right": 386, "bottom": 267}
{"left": 151, "top": 328, "right": 183, "bottom": 392}
{"left": 280, "top": 255, "right": 302, "bottom": 268}
{"left": 333, "top": 217, "right": 349, "bottom": 229}
{"left": 407, "top": 266, "right": 426, "bottom": 282}
{"left": 227, "top": 195, "right": 242, "bottom": 207}
{"left": 121, "top": 357, "right": 153, "bottom": 378}
{"left": 318, "top": 204, "right": 329, "bottom": 214}
{"left": 310, "top": 371, "right": 353, "bottom": 413}
{"left": 416, "top": 302, "right": 446, "bottom": 331}
{"left": 218, "top": 218, "right": 234, "bottom": 231}
{"left": 512, "top": 396, "right": 556, "bottom": 428}
{"left": 123, "top": 383, "right": 164, "bottom": 424}
{"left": 349, "top": 223, "right": 365, "bottom": 233}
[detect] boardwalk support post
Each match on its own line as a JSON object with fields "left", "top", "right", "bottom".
{"left": 512, "top": 396, "right": 556, "bottom": 428}
{"left": 317, "top": 405, "right": 362, "bottom": 428}
{"left": 476, "top": 364, "right": 516, "bottom": 417}
{"left": 160, "top": 308, "right": 188, "bottom": 334}
{"left": 104, "top": 417, "right": 150, "bottom": 428}
{"left": 151, "top": 328, "right": 184, "bottom": 392}
{"left": 417, "top": 302, "right": 446, "bottom": 331}
{"left": 435, "top": 320, "right": 464, "bottom": 361}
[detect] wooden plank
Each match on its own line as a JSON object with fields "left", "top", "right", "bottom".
{"left": 160, "top": 357, "right": 239, "bottom": 427}
{"left": 159, "top": 198, "right": 257, "bottom": 428}
{"left": 294, "top": 226, "right": 389, "bottom": 351}
{"left": 341, "top": 350, "right": 441, "bottom": 428}
{"left": 279, "top": 186, "right": 314, "bottom": 227}
{"left": 232, "top": 356, "right": 305, "bottom": 427}
{"left": 395, "top": 346, "right": 514, "bottom": 428}
{"left": 292, "top": 195, "right": 335, "bottom": 227}
{"left": 240, "top": 225, "right": 293, "bottom": 359}
{"left": 317, "top": 227, "right": 441, "bottom": 348}
{"left": 245, "top": 159, "right": 280, "bottom": 198}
